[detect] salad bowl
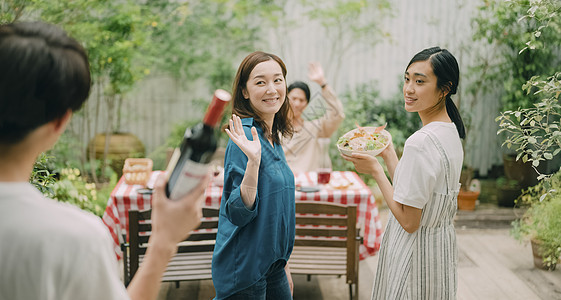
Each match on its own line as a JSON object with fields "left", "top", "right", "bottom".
{"left": 337, "top": 125, "right": 391, "bottom": 157}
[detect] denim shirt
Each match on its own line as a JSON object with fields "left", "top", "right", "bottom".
{"left": 211, "top": 118, "right": 295, "bottom": 299}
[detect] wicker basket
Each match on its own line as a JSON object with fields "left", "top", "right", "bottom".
{"left": 123, "top": 158, "right": 153, "bottom": 186}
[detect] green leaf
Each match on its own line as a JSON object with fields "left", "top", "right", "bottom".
{"left": 544, "top": 153, "right": 553, "bottom": 160}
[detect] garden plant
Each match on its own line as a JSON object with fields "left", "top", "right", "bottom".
{"left": 488, "top": 0, "right": 561, "bottom": 269}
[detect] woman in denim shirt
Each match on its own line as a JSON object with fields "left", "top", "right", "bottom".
{"left": 212, "top": 51, "right": 295, "bottom": 300}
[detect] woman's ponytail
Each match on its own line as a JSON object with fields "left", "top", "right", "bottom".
{"left": 445, "top": 95, "right": 465, "bottom": 139}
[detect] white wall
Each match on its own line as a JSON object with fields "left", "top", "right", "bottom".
{"left": 260, "top": 0, "right": 502, "bottom": 175}
{"left": 73, "top": 0, "right": 503, "bottom": 176}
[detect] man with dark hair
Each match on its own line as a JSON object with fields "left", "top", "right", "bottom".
{"left": 0, "top": 21, "right": 208, "bottom": 300}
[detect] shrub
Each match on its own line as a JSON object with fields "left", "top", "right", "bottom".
{"left": 51, "top": 168, "right": 105, "bottom": 217}
{"left": 516, "top": 169, "right": 561, "bottom": 207}
{"left": 512, "top": 192, "right": 561, "bottom": 269}
{"left": 30, "top": 153, "right": 57, "bottom": 198}
{"left": 32, "top": 156, "right": 108, "bottom": 217}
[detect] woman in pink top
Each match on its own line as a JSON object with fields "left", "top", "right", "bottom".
{"left": 283, "top": 62, "right": 345, "bottom": 173}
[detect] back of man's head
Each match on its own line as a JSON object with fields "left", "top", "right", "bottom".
{"left": 0, "top": 21, "right": 90, "bottom": 145}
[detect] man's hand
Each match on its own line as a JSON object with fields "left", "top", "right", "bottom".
{"left": 127, "top": 172, "right": 210, "bottom": 300}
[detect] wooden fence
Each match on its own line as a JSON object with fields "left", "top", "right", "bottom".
{"left": 69, "top": 0, "right": 504, "bottom": 176}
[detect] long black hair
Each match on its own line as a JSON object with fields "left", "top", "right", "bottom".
{"left": 407, "top": 46, "right": 465, "bottom": 139}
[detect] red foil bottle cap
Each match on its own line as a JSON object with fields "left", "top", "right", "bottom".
{"left": 203, "top": 89, "right": 232, "bottom": 127}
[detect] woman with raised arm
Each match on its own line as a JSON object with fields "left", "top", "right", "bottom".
{"left": 283, "top": 62, "right": 345, "bottom": 173}
{"left": 211, "top": 51, "right": 295, "bottom": 300}
{"left": 343, "top": 47, "right": 465, "bottom": 300}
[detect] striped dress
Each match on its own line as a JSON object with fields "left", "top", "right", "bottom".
{"left": 372, "top": 130, "right": 461, "bottom": 300}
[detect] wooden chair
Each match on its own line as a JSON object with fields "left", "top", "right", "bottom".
{"left": 122, "top": 206, "right": 219, "bottom": 287}
{"left": 289, "top": 201, "right": 361, "bottom": 300}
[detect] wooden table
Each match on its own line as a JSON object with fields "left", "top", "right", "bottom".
{"left": 102, "top": 171, "right": 383, "bottom": 260}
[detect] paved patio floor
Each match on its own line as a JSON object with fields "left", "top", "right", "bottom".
{"left": 156, "top": 206, "right": 561, "bottom": 300}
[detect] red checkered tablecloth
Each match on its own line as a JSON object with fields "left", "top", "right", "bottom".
{"left": 102, "top": 171, "right": 383, "bottom": 260}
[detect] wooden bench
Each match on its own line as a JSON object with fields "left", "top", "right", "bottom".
{"left": 122, "top": 206, "right": 219, "bottom": 287}
{"left": 289, "top": 201, "right": 361, "bottom": 300}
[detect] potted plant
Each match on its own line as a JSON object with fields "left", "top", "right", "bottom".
{"left": 501, "top": 152, "right": 539, "bottom": 189}
{"left": 457, "top": 188, "right": 479, "bottom": 211}
{"left": 496, "top": 176, "right": 522, "bottom": 207}
{"left": 469, "top": 0, "right": 561, "bottom": 180}
{"left": 492, "top": 0, "right": 561, "bottom": 181}
{"left": 511, "top": 193, "right": 561, "bottom": 270}
{"left": 487, "top": 0, "right": 561, "bottom": 271}
{"left": 456, "top": 166, "right": 480, "bottom": 211}
{"left": 511, "top": 170, "right": 561, "bottom": 270}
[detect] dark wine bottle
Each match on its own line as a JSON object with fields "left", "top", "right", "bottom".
{"left": 166, "top": 89, "right": 231, "bottom": 200}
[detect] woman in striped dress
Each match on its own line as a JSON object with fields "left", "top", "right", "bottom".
{"left": 342, "top": 47, "right": 465, "bottom": 299}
